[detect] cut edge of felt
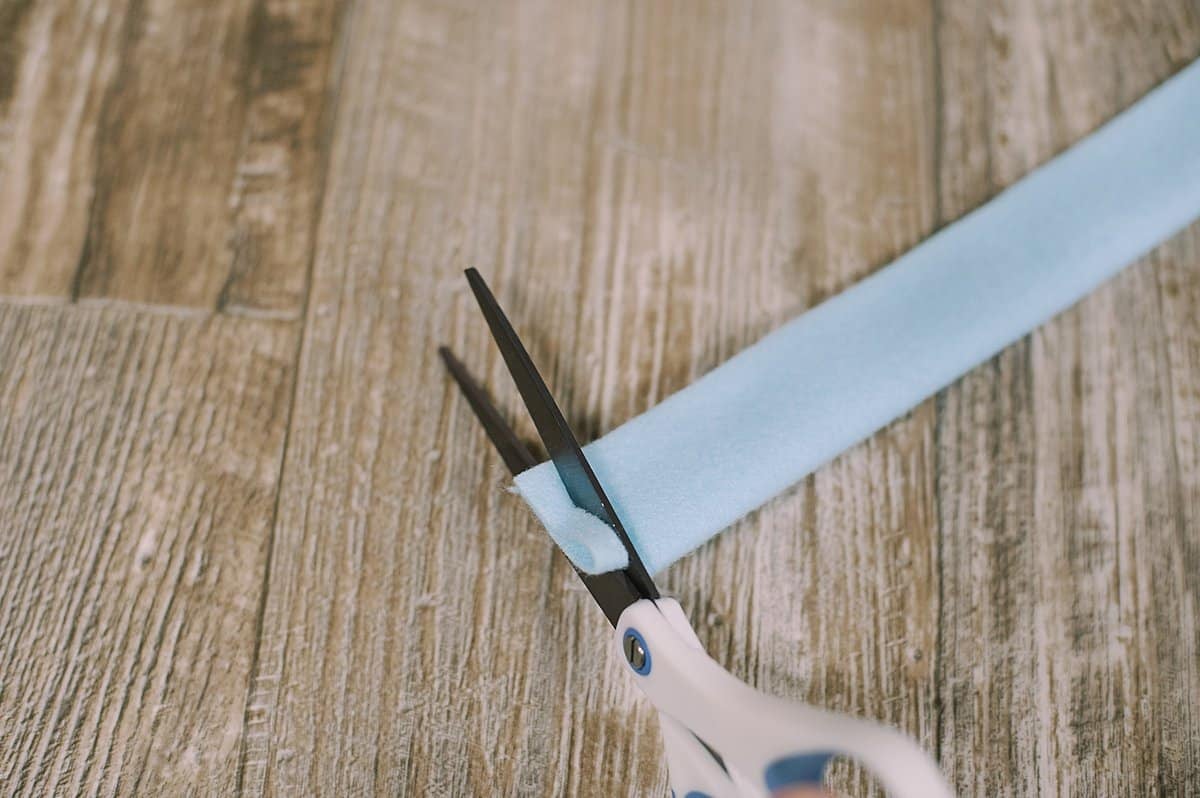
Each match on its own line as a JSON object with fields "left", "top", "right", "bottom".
{"left": 509, "top": 478, "right": 629, "bottom": 572}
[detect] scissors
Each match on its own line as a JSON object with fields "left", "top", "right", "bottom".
{"left": 440, "top": 269, "right": 953, "bottom": 798}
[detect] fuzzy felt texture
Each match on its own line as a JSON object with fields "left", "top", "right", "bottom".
{"left": 514, "top": 59, "right": 1200, "bottom": 575}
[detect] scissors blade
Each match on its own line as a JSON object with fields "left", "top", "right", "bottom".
{"left": 438, "top": 346, "right": 539, "bottom": 474}
{"left": 464, "top": 268, "right": 658, "bottom": 602}
{"left": 440, "top": 339, "right": 656, "bottom": 625}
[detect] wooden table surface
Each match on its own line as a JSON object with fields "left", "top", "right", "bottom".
{"left": 3, "top": 2, "right": 1198, "bottom": 795}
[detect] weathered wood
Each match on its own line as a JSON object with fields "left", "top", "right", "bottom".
{"left": 933, "top": 2, "right": 1200, "bottom": 794}
{"left": 1150, "top": 226, "right": 1200, "bottom": 794}
{"left": 0, "top": 1, "right": 1197, "bottom": 795}
{"left": 0, "top": 0, "right": 125, "bottom": 298}
{"left": 0, "top": 304, "right": 296, "bottom": 794}
{"left": 0, "top": 0, "right": 344, "bottom": 312}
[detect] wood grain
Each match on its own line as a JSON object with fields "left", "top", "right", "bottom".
{"left": 0, "top": 0, "right": 344, "bottom": 312}
{"left": 932, "top": 3, "right": 1200, "bottom": 794}
{"left": 0, "top": 1, "right": 1197, "bottom": 795}
{"left": 0, "top": 304, "right": 296, "bottom": 794}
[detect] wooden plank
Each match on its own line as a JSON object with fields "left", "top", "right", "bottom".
{"left": 244, "top": 1, "right": 942, "bottom": 795}
{"left": 0, "top": 0, "right": 126, "bottom": 298}
{"left": 217, "top": 0, "right": 349, "bottom": 318}
{"left": 932, "top": 2, "right": 1200, "bottom": 794}
{"left": 0, "top": 0, "right": 345, "bottom": 313}
{"left": 1149, "top": 226, "right": 1200, "bottom": 794}
{"left": 0, "top": 302, "right": 296, "bottom": 795}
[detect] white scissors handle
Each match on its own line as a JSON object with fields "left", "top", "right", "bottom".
{"left": 659, "top": 714, "right": 747, "bottom": 798}
{"left": 615, "top": 598, "right": 954, "bottom": 798}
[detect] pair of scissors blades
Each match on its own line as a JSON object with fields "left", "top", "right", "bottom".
{"left": 441, "top": 269, "right": 952, "bottom": 798}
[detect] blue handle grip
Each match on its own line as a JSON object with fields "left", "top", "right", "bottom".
{"left": 764, "top": 752, "right": 835, "bottom": 791}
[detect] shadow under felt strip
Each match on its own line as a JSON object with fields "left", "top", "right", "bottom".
{"left": 514, "top": 58, "right": 1200, "bottom": 576}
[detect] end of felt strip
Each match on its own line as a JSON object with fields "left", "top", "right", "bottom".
{"left": 511, "top": 467, "right": 630, "bottom": 573}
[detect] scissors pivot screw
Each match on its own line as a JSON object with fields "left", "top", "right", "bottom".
{"left": 622, "top": 629, "right": 650, "bottom": 675}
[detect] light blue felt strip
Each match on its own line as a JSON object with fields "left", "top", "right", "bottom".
{"left": 514, "top": 59, "right": 1200, "bottom": 575}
